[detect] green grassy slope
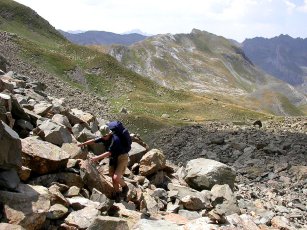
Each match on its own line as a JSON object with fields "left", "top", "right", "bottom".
{"left": 0, "top": 0, "right": 271, "bottom": 140}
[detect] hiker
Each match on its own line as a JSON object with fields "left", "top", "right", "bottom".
{"left": 78, "top": 121, "right": 132, "bottom": 202}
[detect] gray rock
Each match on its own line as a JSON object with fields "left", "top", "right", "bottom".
{"left": 0, "top": 168, "right": 20, "bottom": 190}
{"left": 88, "top": 216, "right": 129, "bottom": 230}
{"left": 210, "top": 184, "right": 240, "bottom": 215}
{"left": 90, "top": 188, "right": 114, "bottom": 212}
{"left": 52, "top": 114, "right": 72, "bottom": 128}
{"left": 65, "top": 206, "right": 100, "bottom": 229}
{"left": 181, "top": 195, "right": 204, "bottom": 211}
{"left": 67, "top": 196, "right": 102, "bottom": 210}
{"left": 29, "top": 172, "right": 84, "bottom": 188}
{"left": 128, "top": 142, "right": 147, "bottom": 166}
{"left": 133, "top": 219, "right": 181, "bottom": 230}
{"left": 178, "top": 209, "right": 201, "bottom": 220}
{"left": 33, "top": 101, "right": 52, "bottom": 116}
{"left": 47, "top": 204, "right": 69, "bottom": 220}
{"left": 0, "top": 121, "right": 22, "bottom": 170}
{"left": 167, "top": 183, "right": 203, "bottom": 201}
{"left": 36, "top": 120, "right": 73, "bottom": 146}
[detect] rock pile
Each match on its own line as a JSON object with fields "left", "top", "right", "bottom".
{"left": 151, "top": 118, "right": 307, "bottom": 229}
{"left": 0, "top": 69, "right": 306, "bottom": 229}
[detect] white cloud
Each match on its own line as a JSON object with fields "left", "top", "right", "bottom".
{"left": 13, "top": 0, "right": 307, "bottom": 41}
{"left": 298, "top": 0, "right": 307, "bottom": 12}
{"left": 284, "top": 0, "right": 297, "bottom": 13}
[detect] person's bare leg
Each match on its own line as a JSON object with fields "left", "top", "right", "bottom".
{"left": 112, "top": 173, "right": 126, "bottom": 189}
{"left": 112, "top": 177, "right": 120, "bottom": 192}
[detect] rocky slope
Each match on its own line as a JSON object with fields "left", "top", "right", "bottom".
{"left": 0, "top": 68, "right": 306, "bottom": 229}
{"left": 0, "top": 31, "right": 111, "bottom": 117}
{"left": 150, "top": 117, "right": 307, "bottom": 228}
{"left": 242, "top": 35, "right": 307, "bottom": 93}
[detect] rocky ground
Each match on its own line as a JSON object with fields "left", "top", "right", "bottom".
{"left": 150, "top": 118, "right": 307, "bottom": 228}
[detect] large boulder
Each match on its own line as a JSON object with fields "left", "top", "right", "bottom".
{"left": 139, "top": 149, "right": 166, "bottom": 176}
{"left": 0, "top": 184, "right": 50, "bottom": 230}
{"left": 184, "top": 158, "right": 236, "bottom": 190}
{"left": 21, "top": 137, "right": 70, "bottom": 175}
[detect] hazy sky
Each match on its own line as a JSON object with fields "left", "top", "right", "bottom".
{"left": 14, "top": 0, "right": 307, "bottom": 42}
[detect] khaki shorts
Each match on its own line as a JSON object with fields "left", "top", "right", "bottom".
{"left": 109, "top": 153, "right": 128, "bottom": 176}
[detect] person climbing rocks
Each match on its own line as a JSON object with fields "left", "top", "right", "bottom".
{"left": 78, "top": 121, "right": 132, "bottom": 202}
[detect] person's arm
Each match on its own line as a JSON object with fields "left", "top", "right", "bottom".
{"left": 91, "top": 151, "right": 112, "bottom": 162}
{"left": 78, "top": 136, "right": 106, "bottom": 147}
{"left": 77, "top": 139, "right": 95, "bottom": 147}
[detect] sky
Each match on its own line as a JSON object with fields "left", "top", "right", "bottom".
{"left": 14, "top": 0, "right": 307, "bottom": 42}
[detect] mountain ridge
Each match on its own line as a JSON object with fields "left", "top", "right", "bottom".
{"left": 242, "top": 34, "right": 307, "bottom": 91}
{"left": 59, "top": 30, "right": 148, "bottom": 46}
{"left": 106, "top": 29, "right": 306, "bottom": 115}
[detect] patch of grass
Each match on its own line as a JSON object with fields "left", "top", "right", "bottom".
{"left": 278, "top": 94, "right": 305, "bottom": 116}
{"left": 18, "top": 38, "right": 75, "bottom": 75}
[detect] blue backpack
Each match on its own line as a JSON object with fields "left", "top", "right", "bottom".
{"left": 108, "top": 121, "right": 132, "bottom": 152}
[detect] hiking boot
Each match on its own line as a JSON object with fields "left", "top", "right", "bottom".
{"left": 113, "top": 192, "right": 121, "bottom": 203}
{"left": 121, "top": 185, "right": 129, "bottom": 199}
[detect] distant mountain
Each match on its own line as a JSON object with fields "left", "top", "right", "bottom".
{"left": 59, "top": 30, "right": 148, "bottom": 46}
{"left": 107, "top": 29, "right": 306, "bottom": 115}
{"left": 66, "top": 30, "right": 86, "bottom": 34}
{"left": 121, "top": 29, "right": 152, "bottom": 36}
{"left": 242, "top": 35, "right": 307, "bottom": 89}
